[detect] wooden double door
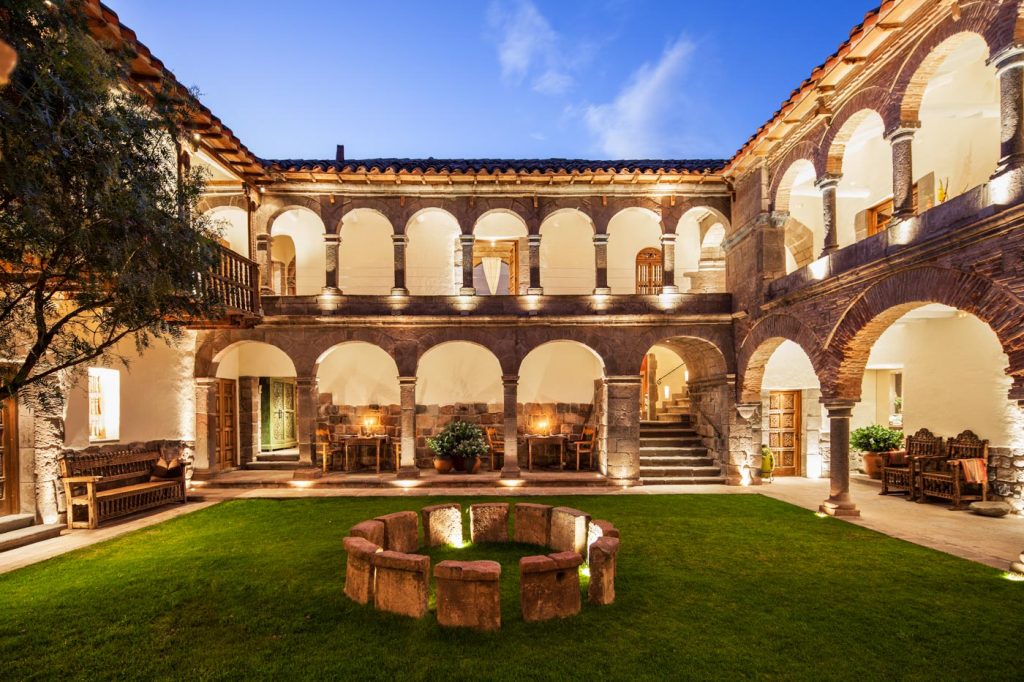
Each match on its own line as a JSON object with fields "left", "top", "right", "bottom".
{"left": 766, "top": 391, "right": 801, "bottom": 477}
{"left": 1, "top": 396, "right": 19, "bottom": 515}
{"left": 261, "top": 377, "right": 297, "bottom": 451}
{"left": 214, "top": 379, "right": 237, "bottom": 469}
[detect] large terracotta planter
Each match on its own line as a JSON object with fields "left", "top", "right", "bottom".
{"left": 452, "top": 457, "right": 482, "bottom": 474}
{"left": 433, "top": 458, "right": 453, "bottom": 474}
{"left": 862, "top": 452, "right": 886, "bottom": 479}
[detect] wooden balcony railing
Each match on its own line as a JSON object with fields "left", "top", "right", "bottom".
{"left": 199, "top": 244, "right": 260, "bottom": 320}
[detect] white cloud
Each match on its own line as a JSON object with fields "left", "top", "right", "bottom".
{"left": 489, "top": 0, "right": 573, "bottom": 95}
{"left": 583, "top": 37, "right": 696, "bottom": 157}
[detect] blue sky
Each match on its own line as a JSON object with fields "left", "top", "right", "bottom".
{"left": 110, "top": 1, "right": 875, "bottom": 161}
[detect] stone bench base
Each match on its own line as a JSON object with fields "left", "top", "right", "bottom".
{"left": 435, "top": 560, "right": 501, "bottom": 631}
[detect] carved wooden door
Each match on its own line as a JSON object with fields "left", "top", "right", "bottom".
{"left": 767, "top": 391, "right": 801, "bottom": 476}
{"left": 635, "top": 248, "right": 663, "bottom": 294}
{"left": 215, "top": 379, "right": 237, "bottom": 468}
{"left": 261, "top": 378, "right": 297, "bottom": 451}
{"left": 0, "top": 396, "right": 18, "bottom": 515}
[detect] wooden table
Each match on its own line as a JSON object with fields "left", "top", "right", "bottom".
{"left": 322, "top": 435, "right": 392, "bottom": 474}
{"left": 526, "top": 435, "right": 568, "bottom": 471}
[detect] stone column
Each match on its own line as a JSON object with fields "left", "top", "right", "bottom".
{"left": 660, "top": 232, "right": 678, "bottom": 293}
{"left": 593, "top": 233, "right": 611, "bottom": 295}
{"left": 886, "top": 123, "right": 918, "bottom": 221}
{"left": 193, "top": 377, "right": 219, "bottom": 472}
{"left": 295, "top": 377, "right": 317, "bottom": 465}
{"left": 816, "top": 174, "right": 841, "bottom": 256}
{"left": 397, "top": 376, "right": 420, "bottom": 478}
{"left": 820, "top": 401, "right": 860, "bottom": 517}
{"left": 459, "top": 234, "right": 475, "bottom": 295}
{"left": 237, "top": 377, "right": 260, "bottom": 466}
{"left": 255, "top": 233, "right": 274, "bottom": 295}
{"left": 501, "top": 375, "right": 521, "bottom": 478}
{"left": 391, "top": 234, "right": 408, "bottom": 295}
{"left": 604, "top": 375, "right": 641, "bottom": 485}
{"left": 993, "top": 47, "right": 1024, "bottom": 175}
{"left": 322, "top": 233, "right": 341, "bottom": 294}
{"left": 527, "top": 234, "right": 543, "bottom": 294}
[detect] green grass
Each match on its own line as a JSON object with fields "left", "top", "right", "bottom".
{"left": 1, "top": 495, "right": 1021, "bottom": 681}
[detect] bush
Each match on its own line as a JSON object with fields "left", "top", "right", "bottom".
{"left": 427, "top": 420, "right": 488, "bottom": 462}
{"left": 850, "top": 425, "right": 903, "bottom": 453}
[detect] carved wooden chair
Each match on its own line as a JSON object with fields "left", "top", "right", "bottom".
{"left": 880, "top": 428, "right": 942, "bottom": 499}
{"left": 918, "top": 430, "right": 989, "bottom": 509}
{"left": 485, "top": 427, "right": 504, "bottom": 471}
{"left": 570, "top": 426, "right": 598, "bottom": 471}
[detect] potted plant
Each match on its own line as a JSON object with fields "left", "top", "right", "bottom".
{"left": 850, "top": 424, "right": 904, "bottom": 480}
{"left": 427, "top": 420, "right": 487, "bottom": 474}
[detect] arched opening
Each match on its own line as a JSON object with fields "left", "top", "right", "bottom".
{"left": 406, "top": 208, "right": 461, "bottom": 295}
{"left": 339, "top": 209, "right": 394, "bottom": 295}
{"left": 774, "top": 159, "right": 822, "bottom": 270}
{"left": 270, "top": 234, "right": 296, "bottom": 296}
{"left": 206, "top": 206, "right": 249, "bottom": 257}
{"left": 539, "top": 209, "right": 595, "bottom": 294}
{"left": 757, "top": 340, "right": 826, "bottom": 478}
{"left": 315, "top": 342, "right": 400, "bottom": 471}
{"left": 209, "top": 342, "right": 297, "bottom": 469}
{"left": 607, "top": 207, "right": 661, "bottom": 294}
{"left": 269, "top": 208, "right": 326, "bottom": 295}
{"left": 518, "top": 341, "right": 605, "bottom": 470}
{"left": 473, "top": 211, "right": 528, "bottom": 295}
{"left": 830, "top": 110, "right": 892, "bottom": 245}
{"left": 844, "top": 304, "right": 1022, "bottom": 503}
{"left": 639, "top": 344, "right": 688, "bottom": 422}
{"left": 675, "top": 207, "right": 730, "bottom": 292}
{"left": 415, "top": 342, "right": 503, "bottom": 467}
{"left": 635, "top": 247, "right": 663, "bottom": 294}
{"left": 910, "top": 34, "right": 999, "bottom": 208}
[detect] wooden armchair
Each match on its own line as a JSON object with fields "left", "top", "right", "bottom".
{"left": 485, "top": 427, "right": 504, "bottom": 471}
{"left": 880, "top": 428, "right": 942, "bottom": 499}
{"left": 570, "top": 426, "right": 598, "bottom": 471}
{"left": 918, "top": 430, "right": 989, "bottom": 509}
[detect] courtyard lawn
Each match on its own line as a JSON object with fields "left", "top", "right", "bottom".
{"left": 1, "top": 496, "right": 1021, "bottom": 681}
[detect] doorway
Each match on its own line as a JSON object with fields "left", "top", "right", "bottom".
{"left": 767, "top": 391, "right": 802, "bottom": 476}
{"left": 473, "top": 239, "right": 519, "bottom": 295}
{"left": 0, "top": 396, "right": 18, "bottom": 515}
{"left": 215, "top": 379, "right": 237, "bottom": 469}
{"left": 635, "top": 247, "right": 663, "bottom": 294}
{"left": 261, "top": 377, "right": 297, "bottom": 451}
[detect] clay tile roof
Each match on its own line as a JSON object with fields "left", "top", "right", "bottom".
{"left": 262, "top": 158, "right": 727, "bottom": 175}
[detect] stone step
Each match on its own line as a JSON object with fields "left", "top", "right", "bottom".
{"left": 639, "top": 466, "right": 723, "bottom": 477}
{"left": 255, "top": 453, "right": 300, "bottom": 462}
{"left": 244, "top": 461, "right": 304, "bottom": 471}
{"left": 656, "top": 414, "right": 686, "bottom": 422}
{"left": 0, "top": 523, "right": 63, "bottom": 553}
{"left": 640, "top": 445, "right": 707, "bottom": 453}
{"left": 640, "top": 456, "right": 716, "bottom": 467}
{"left": 640, "top": 420, "right": 691, "bottom": 427}
{"left": 639, "top": 426, "right": 695, "bottom": 435}
{"left": 641, "top": 476, "right": 727, "bottom": 486}
{"left": 0, "top": 513, "right": 35, "bottom": 535}
{"left": 639, "top": 438, "right": 703, "bottom": 447}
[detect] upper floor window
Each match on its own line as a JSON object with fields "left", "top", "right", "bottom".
{"left": 635, "top": 247, "right": 663, "bottom": 294}
{"left": 473, "top": 239, "right": 518, "bottom": 295}
{"left": 88, "top": 367, "right": 120, "bottom": 442}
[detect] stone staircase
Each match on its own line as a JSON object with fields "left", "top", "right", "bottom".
{"left": 639, "top": 419, "right": 725, "bottom": 485}
{"left": 0, "top": 514, "right": 63, "bottom": 553}
{"left": 244, "top": 450, "right": 302, "bottom": 470}
{"left": 656, "top": 393, "right": 691, "bottom": 422}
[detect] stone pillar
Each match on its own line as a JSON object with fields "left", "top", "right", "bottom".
{"left": 993, "top": 47, "right": 1024, "bottom": 175}
{"left": 255, "top": 233, "right": 274, "bottom": 295}
{"left": 391, "top": 234, "right": 408, "bottom": 295}
{"left": 593, "top": 233, "right": 610, "bottom": 295}
{"left": 604, "top": 375, "right": 641, "bottom": 484}
{"left": 820, "top": 402, "right": 860, "bottom": 517}
{"left": 194, "top": 377, "right": 219, "bottom": 471}
{"left": 237, "top": 376, "right": 260, "bottom": 465}
{"left": 501, "top": 375, "right": 521, "bottom": 479}
{"left": 816, "top": 174, "right": 841, "bottom": 257}
{"left": 398, "top": 376, "right": 420, "bottom": 478}
{"left": 886, "top": 124, "right": 918, "bottom": 221}
{"left": 527, "top": 234, "right": 543, "bottom": 294}
{"left": 295, "top": 377, "right": 317, "bottom": 465}
{"left": 660, "top": 232, "right": 678, "bottom": 293}
{"left": 459, "top": 234, "right": 475, "bottom": 295}
{"left": 323, "top": 233, "right": 341, "bottom": 294}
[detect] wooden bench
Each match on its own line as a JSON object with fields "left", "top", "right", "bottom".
{"left": 917, "top": 430, "right": 989, "bottom": 510}
{"left": 880, "top": 428, "right": 942, "bottom": 499}
{"left": 59, "top": 449, "right": 186, "bottom": 529}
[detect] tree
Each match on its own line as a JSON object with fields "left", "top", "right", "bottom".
{"left": 0, "top": 0, "right": 222, "bottom": 406}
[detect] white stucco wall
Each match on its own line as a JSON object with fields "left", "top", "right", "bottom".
{"left": 339, "top": 209, "right": 394, "bottom": 294}
{"left": 214, "top": 342, "right": 296, "bottom": 380}
{"left": 270, "top": 208, "right": 326, "bottom": 295}
{"left": 761, "top": 340, "right": 820, "bottom": 390}
{"left": 519, "top": 341, "right": 603, "bottom": 403}
{"left": 607, "top": 208, "right": 661, "bottom": 294}
{"left": 64, "top": 332, "right": 198, "bottom": 449}
{"left": 317, "top": 343, "right": 400, "bottom": 405}
{"left": 416, "top": 343, "right": 502, "bottom": 405}
{"left": 836, "top": 113, "right": 892, "bottom": 249}
{"left": 207, "top": 206, "right": 249, "bottom": 258}
{"left": 539, "top": 211, "right": 595, "bottom": 294}
{"left": 407, "top": 210, "right": 460, "bottom": 295}
{"left": 649, "top": 345, "right": 687, "bottom": 408}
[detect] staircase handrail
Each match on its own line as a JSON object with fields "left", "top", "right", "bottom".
{"left": 656, "top": 362, "right": 687, "bottom": 386}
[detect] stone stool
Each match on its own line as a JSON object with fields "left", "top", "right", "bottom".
{"left": 520, "top": 551, "right": 583, "bottom": 622}
{"left": 343, "top": 536, "right": 382, "bottom": 604}
{"left": 470, "top": 502, "right": 509, "bottom": 543}
{"left": 549, "top": 506, "right": 590, "bottom": 554}
{"left": 421, "top": 503, "right": 463, "bottom": 547}
{"left": 434, "top": 560, "right": 502, "bottom": 631}
{"left": 349, "top": 519, "right": 385, "bottom": 547}
{"left": 372, "top": 550, "right": 430, "bottom": 618}
{"left": 588, "top": 535, "right": 620, "bottom": 605}
{"left": 375, "top": 511, "right": 420, "bottom": 552}
{"left": 514, "top": 503, "right": 552, "bottom": 546}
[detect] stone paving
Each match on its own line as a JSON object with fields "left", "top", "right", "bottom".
{"left": 1, "top": 476, "right": 1021, "bottom": 575}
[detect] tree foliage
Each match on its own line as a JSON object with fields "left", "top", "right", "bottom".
{"left": 0, "top": 0, "right": 222, "bottom": 405}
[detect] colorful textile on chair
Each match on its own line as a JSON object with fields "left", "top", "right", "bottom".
{"left": 959, "top": 458, "right": 988, "bottom": 484}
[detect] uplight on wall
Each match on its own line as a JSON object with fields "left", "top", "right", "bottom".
{"left": 663, "top": 385, "right": 670, "bottom": 400}
{"left": 806, "top": 453, "right": 823, "bottom": 479}
{"left": 888, "top": 217, "right": 918, "bottom": 246}
{"left": 88, "top": 367, "right": 120, "bottom": 442}
{"left": 808, "top": 257, "right": 830, "bottom": 280}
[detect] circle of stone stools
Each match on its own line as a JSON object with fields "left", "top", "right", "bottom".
{"left": 968, "top": 501, "right": 1011, "bottom": 517}
{"left": 342, "top": 502, "right": 621, "bottom": 630}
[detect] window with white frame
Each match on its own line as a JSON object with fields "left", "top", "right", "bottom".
{"left": 88, "top": 368, "right": 120, "bottom": 442}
